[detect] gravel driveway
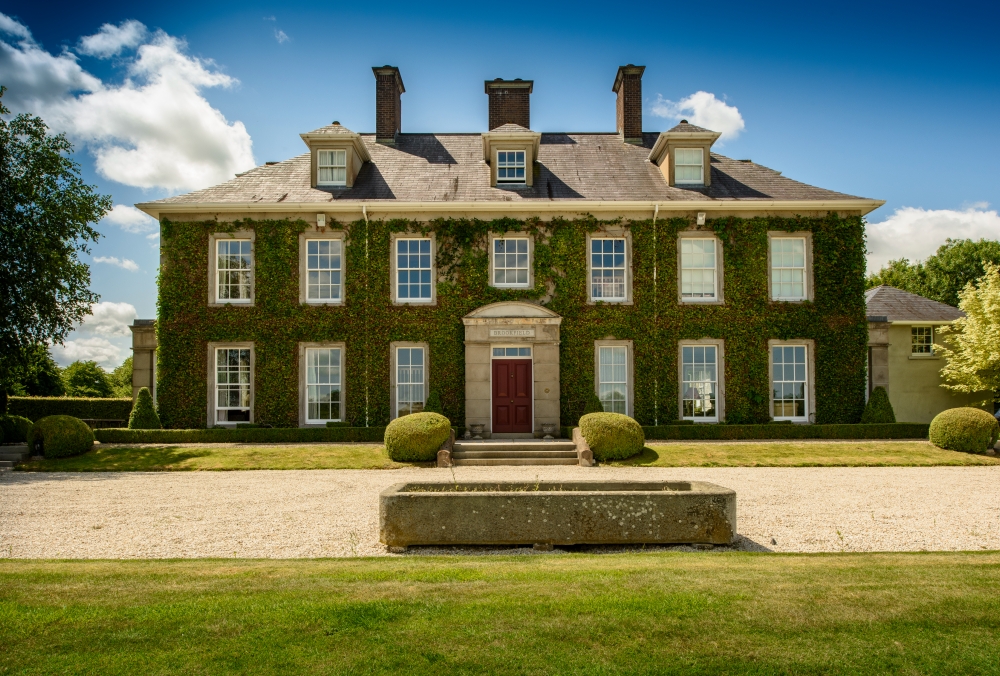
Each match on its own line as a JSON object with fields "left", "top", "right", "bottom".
{"left": 2, "top": 466, "right": 999, "bottom": 558}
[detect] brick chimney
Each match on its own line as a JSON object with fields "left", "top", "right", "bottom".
{"left": 613, "top": 65, "right": 645, "bottom": 144}
{"left": 485, "top": 78, "right": 533, "bottom": 130}
{"left": 372, "top": 66, "right": 404, "bottom": 144}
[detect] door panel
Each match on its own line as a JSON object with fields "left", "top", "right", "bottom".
{"left": 492, "top": 359, "right": 532, "bottom": 433}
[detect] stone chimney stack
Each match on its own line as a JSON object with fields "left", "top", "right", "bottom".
{"left": 373, "top": 65, "right": 404, "bottom": 144}
{"left": 613, "top": 65, "right": 645, "bottom": 145}
{"left": 485, "top": 78, "right": 533, "bottom": 130}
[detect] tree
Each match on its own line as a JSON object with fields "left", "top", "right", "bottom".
{"left": 936, "top": 263, "right": 1000, "bottom": 408}
{"left": 128, "top": 387, "right": 161, "bottom": 429}
{"left": 866, "top": 239, "right": 1000, "bottom": 307}
{"left": 62, "top": 361, "right": 114, "bottom": 398}
{"left": 0, "top": 87, "right": 111, "bottom": 391}
{"left": 0, "top": 344, "right": 65, "bottom": 396}
{"left": 110, "top": 356, "right": 133, "bottom": 398}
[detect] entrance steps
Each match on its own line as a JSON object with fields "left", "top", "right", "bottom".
{"left": 0, "top": 445, "right": 28, "bottom": 472}
{"left": 451, "top": 440, "right": 579, "bottom": 466}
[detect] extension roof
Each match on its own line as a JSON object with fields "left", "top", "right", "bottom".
{"left": 864, "top": 285, "right": 965, "bottom": 323}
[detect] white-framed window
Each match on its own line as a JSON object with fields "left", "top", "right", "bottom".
{"left": 682, "top": 345, "right": 718, "bottom": 422}
{"left": 217, "top": 239, "right": 252, "bottom": 303}
{"left": 675, "top": 148, "right": 704, "bottom": 184}
{"left": 598, "top": 346, "right": 628, "bottom": 414}
{"left": 306, "top": 239, "right": 342, "bottom": 302}
{"left": 492, "top": 237, "right": 530, "bottom": 287}
{"left": 395, "top": 347, "right": 426, "bottom": 417}
{"left": 680, "top": 238, "right": 717, "bottom": 301}
{"left": 317, "top": 149, "right": 347, "bottom": 186}
{"left": 497, "top": 150, "right": 526, "bottom": 184}
{"left": 772, "top": 344, "right": 808, "bottom": 421}
{"left": 771, "top": 237, "right": 807, "bottom": 301}
{"left": 396, "top": 238, "right": 433, "bottom": 302}
{"left": 305, "top": 347, "right": 342, "bottom": 423}
{"left": 912, "top": 326, "right": 934, "bottom": 355}
{"left": 216, "top": 348, "right": 251, "bottom": 423}
{"left": 590, "top": 237, "right": 627, "bottom": 301}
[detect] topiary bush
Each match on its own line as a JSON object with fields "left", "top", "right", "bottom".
{"left": 580, "top": 412, "right": 645, "bottom": 461}
{"left": 861, "top": 386, "right": 896, "bottom": 424}
{"left": 384, "top": 412, "right": 451, "bottom": 462}
{"left": 128, "top": 388, "right": 162, "bottom": 429}
{"left": 0, "top": 414, "right": 33, "bottom": 444}
{"left": 929, "top": 407, "right": 999, "bottom": 454}
{"left": 28, "top": 415, "right": 94, "bottom": 458}
{"left": 423, "top": 391, "right": 443, "bottom": 415}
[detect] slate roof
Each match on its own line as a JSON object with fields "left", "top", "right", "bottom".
{"left": 666, "top": 121, "right": 715, "bottom": 133}
{"left": 149, "top": 131, "right": 871, "bottom": 206}
{"left": 864, "top": 285, "right": 965, "bottom": 322}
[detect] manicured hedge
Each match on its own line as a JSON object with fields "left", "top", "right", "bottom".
{"left": 561, "top": 423, "right": 929, "bottom": 441}
{"left": 94, "top": 426, "right": 387, "bottom": 444}
{"left": 580, "top": 412, "right": 645, "bottom": 460}
{"left": 384, "top": 412, "right": 451, "bottom": 462}
{"left": 9, "top": 397, "right": 132, "bottom": 422}
{"left": 929, "top": 408, "right": 999, "bottom": 453}
{"left": 29, "top": 416, "right": 95, "bottom": 458}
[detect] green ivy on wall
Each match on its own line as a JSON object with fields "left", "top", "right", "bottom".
{"left": 156, "top": 213, "right": 868, "bottom": 429}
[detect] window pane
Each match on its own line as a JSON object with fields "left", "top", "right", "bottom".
{"left": 396, "top": 239, "right": 433, "bottom": 300}
{"left": 770, "top": 238, "right": 807, "bottom": 300}
{"left": 771, "top": 343, "right": 808, "bottom": 420}
{"left": 680, "top": 239, "right": 716, "bottom": 299}
{"left": 682, "top": 345, "right": 718, "bottom": 421}
{"left": 492, "top": 237, "right": 530, "bottom": 286}
{"left": 590, "top": 238, "right": 627, "bottom": 300}
{"left": 217, "top": 240, "right": 252, "bottom": 301}
{"left": 397, "top": 347, "right": 426, "bottom": 417}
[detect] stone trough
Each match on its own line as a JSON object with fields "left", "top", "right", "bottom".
{"left": 379, "top": 480, "right": 736, "bottom": 549}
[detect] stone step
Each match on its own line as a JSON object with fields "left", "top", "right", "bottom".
{"left": 452, "top": 456, "right": 580, "bottom": 466}
{"left": 452, "top": 449, "right": 577, "bottom": 459}
{"left": 0, "top": 460, "right": 15, "bottom": 469}
{"left": 453, "top": 441, "right": 576, "bottom": 453}
{"left": 0, "top": 452, "right": 27, "bottom": 462}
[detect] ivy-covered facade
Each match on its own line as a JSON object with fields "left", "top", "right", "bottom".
{"left": 139, "top": 65, "right": 882, "bottom": 432}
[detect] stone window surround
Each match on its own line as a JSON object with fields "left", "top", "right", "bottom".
{"left": 298, "top": 342, "right": 346, "bottom": 427}
{"left": 677, "top": 229, "right": 725, "bottom": 305}
{"left": 208, "top": 231, "right": 255, "bottom": 307}
{"left": 677, "top": 338, "right": 726, "bottom": 423}
{"left": 389, "top": 232, "right": 437, "bottom": 306}
{"left": 207, "top": 341, "right": 254, "bottom": 428}
{"left": 390, "top": 341, "right": 429, "bottom": 421}
{"left": 766, "top": 231, "right": 814, "bottom": 303}
{"left": 488, "top": 232, "right": 535, "bottom": 289}
{"left": 298, "top": 228, "right": 347, "bottom": 305}
{"left": 593, "top": 339, "right": 634, "bottom": 418}
{"left": 586, "top": 228, "right": 634, "bottom": 305}
{"left": 767, "top": 338, "right": 817, "bottom": 424}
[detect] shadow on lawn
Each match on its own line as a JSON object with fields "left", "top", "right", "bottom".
{"left": 608, "top": 447, "right": 661, "bottom": 466}
{"left": 16, "top": 446, "right": 211, "bottom": 472}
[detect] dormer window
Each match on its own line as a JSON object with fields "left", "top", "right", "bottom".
{"left": 675, "top": 148, "right": 704, "bottom": 185}
{"left": 497, "top": 150, "right": 526, "bottom": 184}
{"left": 317, "top": 150, "right": 347, "bottom": 186}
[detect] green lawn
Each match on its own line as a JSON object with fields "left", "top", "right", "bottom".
{"left": 614, "top": 440, "right": 1000, "bottom": 467}
{"left": 1, "top": 553, "right": 999, "bottom": 674}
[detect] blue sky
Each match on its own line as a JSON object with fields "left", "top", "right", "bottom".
{"left": 2, "top": 0, "right": 998, "bottom": 367}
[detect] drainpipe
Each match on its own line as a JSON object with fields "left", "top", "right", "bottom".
{"left": 363, "top": 205, "right": 370, "bottom": 427}
{"left": 652, "top": 203, "right": 659, "bottom": 426}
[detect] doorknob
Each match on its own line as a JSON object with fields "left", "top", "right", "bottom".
{"left": 510, "top": 400, "right": 514, "bottom": 403}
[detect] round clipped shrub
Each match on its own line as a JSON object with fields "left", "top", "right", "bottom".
{"left": 384, "top": 412, "right": 451, "bottom": 462}
{"left": 0, "top": 415, "right": 34, "bottom": 444}
{"left": 929, "top": 407, "right": 1000, "bottom": 454}
{"left": 580, "top": 412, "right": 645, "bottom": 461}
{"left": 128, "top": 387, "right": 162, "bottom": 429}
{"left": 28, "top": 415, "right": 95, "bottom": 458}
{"left": 861, "top": 386, "right": 896, "bottom": 424}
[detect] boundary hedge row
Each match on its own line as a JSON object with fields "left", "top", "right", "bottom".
{"left": 10, "top": 397, "right": 132, "bottom": 422}
{"left": 95, "top": 426, "right": 386, "bottom": 444}
{"left": 631, "top": 423, "right": 927, "bottom": 441}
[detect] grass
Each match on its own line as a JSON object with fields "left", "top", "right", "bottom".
{"left": 1, "top": 553, "right": 999, "bottom": 674}
{"left": 613, "top": 440, "right": 1000, "bottom": 467}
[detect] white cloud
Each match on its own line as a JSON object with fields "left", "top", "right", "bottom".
{"left": 78, "top": 19, "right": 147, "bottom": 58}
{"left": 274, "top": 29, "right": 289, "bottom": 44}
{"left": 102, "top": 203, "right": 158, "bottom": 233}
{"left": 79, "top": 301, "right": 138, "bottom": 337}
{"left": 650, "top": 91, "right": 746, "bottom": 142}
{"left": 93, "top": 255, "right": 139, "bottom": 271}
{"left": 866, "top": 205, "right": 1000, "bottom": 272}
{"left": 50, "top": 337, "right": 123, "bottom": 368}
{"left": 0, "top": 14, "right": 255, "bottom": 192}
{"left": 49, "top": 301, "right": 138, "bottom": 367}
{"left": 0, "top": 12, "right": 32, "bottom": 40}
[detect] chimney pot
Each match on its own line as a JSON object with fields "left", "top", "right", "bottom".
{"left": 484, "top": 78, "right": 534, "bottom": 130}
{"left": 613, "top": 64, "right": 645, "bottom": 144}
{"left": 372, "top": 66, "right": 404, "bottom": 144}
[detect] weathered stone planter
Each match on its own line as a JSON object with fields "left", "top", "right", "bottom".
{"left": 379, "top": 480, "right": 736, "bottom": 548}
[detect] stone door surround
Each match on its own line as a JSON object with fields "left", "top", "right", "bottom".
{"left": 463, "top": 301, "right": 561, "bottom": 438}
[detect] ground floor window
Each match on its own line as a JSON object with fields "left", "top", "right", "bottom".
{"left": 681, "top": 344, "right": 718, "bottom": 422}
{"left": 216, "top": 348, "right": 250, "bottom": 422}
{"left": 598, "top": 346, "right": 628, "bottom": 414}
{"left": 305, "top": 347, "right": 342, "bottom": 423}
{"left": 396, "top": 346, "right": 425, "bottom": 417}
{"left": 772, "top": 344, "right": 807, "bottom": 421}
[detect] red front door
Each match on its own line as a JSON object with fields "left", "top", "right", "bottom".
{"left": 492, "top": 359, "right": 532, "bottom": 433}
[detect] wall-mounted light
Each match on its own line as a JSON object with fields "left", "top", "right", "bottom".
{"left": 317, "top": 214, "right": 326, "bottom": 229}
{"left": 696, "top": 212, "right": 706, "bottom": 226}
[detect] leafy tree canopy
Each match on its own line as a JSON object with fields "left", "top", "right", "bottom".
{"left": 0, "top": 87, "right": 111, "bottom": 389}
{"left": 937, "top": 263, "right": 1000, "bottom": 407}
{"left": 2, "top": 344, "right": 66, "bottom": 397}
{"left": 62, "top": 360, "right": 114, "bottom": 398}
{"left": 110, "top": 356, "right": 133, "bottom": 398}
{"left": 866, "top": 239, "right": 1000, "bottom": 307}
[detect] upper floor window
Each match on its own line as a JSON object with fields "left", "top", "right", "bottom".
{"left": 306, "top": 239, "right": 342, "bottom": 302}
{"left": 493, "top": 237, "right": 530, "bottom": 287}
{"left": 497, "top": 150, "right": 526, "bottom": 184}
{"left": 396, "top": 238, "right": 433, "bottom": 302}
{"left": 680, "top": 238, "right": 717, "bottom": 302}
{"left": 771, "top": 237, "right": 807, "bottom": 301}
{"left": 590, "top": 238, "right": 627, "bottom": 301}
{"left": 317, "top": 149, "right": 347, "bottom": 186}
{"left": 912, "top": 326, "right": 934, "bottom": 355}
{"left": 217, "top": 239, "right": 252, "bottom": 303}
{"left": 675, "top": 148, "right": 704, "bottom": 184}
